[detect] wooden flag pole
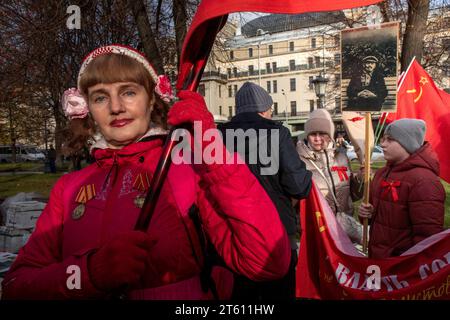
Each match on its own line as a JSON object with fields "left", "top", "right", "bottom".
{"left": 362, "top": 112, "right": 372, "bottom": 255}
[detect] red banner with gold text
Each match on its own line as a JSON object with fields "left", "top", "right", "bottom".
{"left": 297, "top": 183, "right": 450, "bottom": 300}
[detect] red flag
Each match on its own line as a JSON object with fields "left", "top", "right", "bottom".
{"left": 177, "top": 0, "right": 384, "bottom": 90}
{"left": 386, "top": 59, "right": 450, "bottom": 183}
{"left": 296, "top": 183, "right": 450, "bottom": 300}
{"left": 379, "top": 111, "right": 394, "bottom": 124}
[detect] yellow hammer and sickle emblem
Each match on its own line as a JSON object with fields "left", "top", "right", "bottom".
{"left": 315, "top": 211, "right": 326, "bottom": 232}
{"left": 406, "top": 76, "right": 428, "bottom": 103}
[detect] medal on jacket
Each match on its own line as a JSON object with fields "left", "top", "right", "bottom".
{"left": 133, "top": 172, "right": 150, "bottom": 208}
{"left": 134, "top": 196, "right": 146, "bottom": 209}
{"left": 72, "top": 184, "right": 96, "bottom": 220}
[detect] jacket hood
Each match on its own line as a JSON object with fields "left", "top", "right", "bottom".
{"left": 91, "top": 126, "right": 168, "bottom": 166}
{"left": 389, "top": 142, "right": 440, "bottom": 175}
{"left": 91, "top": 126, "right": 168, "bottom": 151}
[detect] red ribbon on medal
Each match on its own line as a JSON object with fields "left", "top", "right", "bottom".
{"left": 75, "top": 184, "right": 96, "bottom": 204}
{"left": 133, "top": 172, "right": 150, "bottom": 192}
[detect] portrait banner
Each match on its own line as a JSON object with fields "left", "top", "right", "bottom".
{"left": 340, "top": 22, "right": 399, "bottom": 113}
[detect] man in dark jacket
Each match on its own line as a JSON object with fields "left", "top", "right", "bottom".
{"left": 359, "top": 119, "right": 445, "bottom": 258}
{"left": 346, "top": 56, "right": 388, "bottom": 111}
{"left": 218, "top": 81, "right": 312, "bottom": 300}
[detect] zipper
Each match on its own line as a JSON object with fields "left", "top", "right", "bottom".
{"left": 100, "top": 152, "right": 122, "bottom": 242}
{"left": 371, "top": 166, "right": 393, "bottom": 226}
{"left": 324, "top": 149, "right": 339, "bottom": 213}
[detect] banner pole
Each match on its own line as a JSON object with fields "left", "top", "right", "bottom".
{"left": 362, "top": 112, "right": 372, "bottom": 255}
{"left": 375, "top": 112, "right": 388, "bottom": 145}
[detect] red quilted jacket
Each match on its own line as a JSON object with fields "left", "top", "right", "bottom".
{"left": 369, "top": 142, "right": 445, "bottom": 259}
{"left": 2, "top": 135, "right": 290, "bottom": 299}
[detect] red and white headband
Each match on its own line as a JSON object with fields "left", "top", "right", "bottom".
{"left": 62, "top": 44, "right": 174, "bottom": 120}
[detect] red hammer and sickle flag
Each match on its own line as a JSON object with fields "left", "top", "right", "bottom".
{"left": 384, "top": 59, "right": 450, "bottom": 183}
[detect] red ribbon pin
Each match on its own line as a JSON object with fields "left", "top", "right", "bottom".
{"left": 331, "top": 166, "right": 349, "bottom": 181}
{"left": 381, "top": 179, "right": 401, "bottom": 202}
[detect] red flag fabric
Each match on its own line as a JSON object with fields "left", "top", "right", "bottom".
{"left": 384, "top": 59, "right": 450, "bottom": 183}
{"left": 379, "top": 111, "right": 393, "bottom": 125}
{"left": 177, "top": 0, "right": 383, "bottom": 90}
{"left": 297, "top": 183, "right": 450, "bottom": 300}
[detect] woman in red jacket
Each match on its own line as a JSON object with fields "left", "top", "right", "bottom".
{"left": 359, "top": 119, "right": 445, "bottom": 259}
{"left": 1, "top": 45, "right": 290, "bottom": 299}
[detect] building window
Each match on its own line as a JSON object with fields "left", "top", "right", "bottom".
{"left": 289, "top": 41, "right": 294, "bottom": 52}
{"left": 219, "top": 106, "right": 222, "bottom": 115}
{"left": 309, "top": 76, "right": 314, "bottom": 89}
{"left": 233, "top": 67, "right": 237, "bottom": 78}
{"left": 272, "top": 62, "right": 277, "bottom": 73}
{"left": 311, "top": 38, "right": 316, "bottom": 48}
{"left": 290, "top": 101, "right": 297, "bottom": 116}
{"left": 249, "top": 65, "right": 254, "bottom": 75}
{"left": 229, "top": 106, "right": 233, "bottom": 117}
{"left": 308, "top": 57, "right": 314, "bottom": 69}
{"left": 198, "top": 84, "right": 205, "bottom": 96}
{"left": 310, "top": 100, "right": 315, "bottom": 112}
{"left": 274, "top": 102, "right": 278, "bottom": 115}
{"left": 219, "top": 85, "right": 222, "bottom": 98}
{"left": 317, "top": 99, "right": 321, "bottom": 109}
{"left": 249, "top": 48, "right": 253, "bottom": 57}
{"left": 315, "top": 56, "right": 321, "bottom": 68}
{"left": 233, "top": 85, "right": 238, "bottom": 96}
{"left": 334, "top": 36, "right": 340, "bottom": 47}
{"left": 230, "top": 51, "right": 234, "bottom": 60}
{"left": 273, "top": 80, "right": 277, "bottom": 93}
{"left": 228, "top": 85, "right": 232, "bottom": 97}
{"left": 335, "top": 74, "right": 340, "bottom": 87}
{"left": 334, "top": 53, "right": 341, "bottom": 65}
{"left": 269, "top": 45, "right": 273, "bottom": 55}
{"left": 227, "top": 68, "right": 231, "bottom": 78}
{"left": 266, "top": 63, "right": 271, "bottom": 73}
{"left": 289, "top": 59, "right": 295, "bottom": 71}
{"left": 290, "top": 78, "right": 296, "bottom": 91}
{"left": 267, "top": 81, "right": 271, "bottom": 93}
{"left": 335, "top": 97, "right": 341, "bottom": 113}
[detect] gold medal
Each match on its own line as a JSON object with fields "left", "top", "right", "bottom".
{"left": 72, "top": 203, "right": 85, "bottom": 220}
{"left": 134, "top": 195, "right": 146, "bottom": 209}
{"left": 72, "top": 184, "right": 96, "bottom": 220}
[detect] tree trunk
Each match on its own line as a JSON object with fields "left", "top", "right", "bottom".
{"left": 53, "top": 102, "right": 64, "bottom": 162}
{"left": 377, "top": 1, "right": 390, "bottom": 22}
{"left": 128, "top": 0, "right": 165, "bottom": 74}
{"left": 8, "top": 104, "right": 17, "bottom": 163}
{"left": 172, "top": 0, "right": 188, "bottom": 68}
{"left": 401, "top": 0, "right": 430, "bottom": 71}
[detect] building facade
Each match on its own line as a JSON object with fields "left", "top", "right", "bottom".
{"left": 199, "top": 11, "right": 347, "bottom": 134}
{"left": 197, "top": 9, "right": 450, "bottom": 135}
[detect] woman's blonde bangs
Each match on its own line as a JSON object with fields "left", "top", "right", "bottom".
{"left": 79, "top": 54, "right": 154, "bottom": 95}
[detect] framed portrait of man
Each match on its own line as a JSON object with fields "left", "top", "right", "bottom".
{"left": 341, "top": 22, "right": 399, "bottom": 113}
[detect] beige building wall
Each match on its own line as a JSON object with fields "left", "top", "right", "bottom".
{"left": 199, "top": 10, "right": 450, "bottom": 130}
{"left": 201, "top": 25, "right": 342, "bottom": 125}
